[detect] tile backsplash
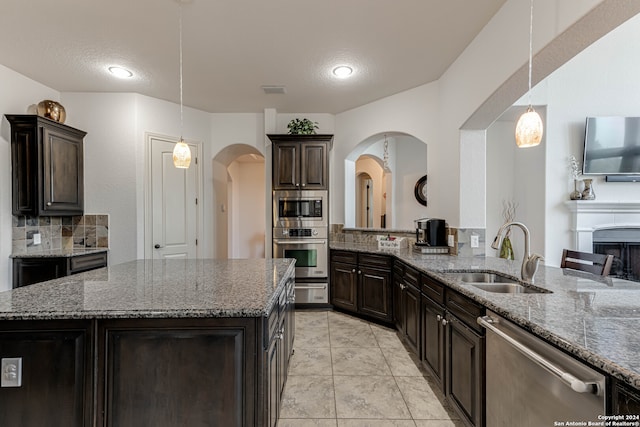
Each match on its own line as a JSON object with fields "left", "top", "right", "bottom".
{"left": 12, "top": 214, "right": 109, "bottom": 254}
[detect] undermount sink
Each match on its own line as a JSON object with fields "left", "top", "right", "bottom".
{"left": 457, "top": 272, "right": 515, "bottom": 283}
{"left": 470, "top": 282, "right": 547, "bottom": 294}
{"left": 449, "top": 272, "right": 551, "bottom": 294}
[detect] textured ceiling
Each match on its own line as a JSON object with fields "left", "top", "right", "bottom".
{"left": 0, "top": 0, "right": 506, "bottom": 114}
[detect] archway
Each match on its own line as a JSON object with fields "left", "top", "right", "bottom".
{"left": 212, "top": 144, "right": 265, "bottom": 259}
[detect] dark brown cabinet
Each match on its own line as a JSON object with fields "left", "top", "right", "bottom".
{"left": 421, "top": 294, "right": 445, "bottom": 389}
{"left": 7, "top": 115, "right": 86, "bottom": 216}
{"left": 330, "top": 250, "right": 392, "bottom": 323}
{"left": 394, "top": 262, "right": 421, "bottom": 355}
{"left": 0, "top": 320, "right": 93, "bottom": 427}
{"left": 12, "top": 251, "right": 108, "bottom": 288}
{"left": 268, "top": 134, "right": 332, "bottom": 190}
{"left": 612, "top": 380, "right": 640, "bottom": 416}
{"left": 264, "top": 279, "right": 295, "bottom": 427}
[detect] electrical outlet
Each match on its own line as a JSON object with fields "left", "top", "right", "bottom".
{"left": 1, "top": 358, "right": 22, "bottom": 387}
{"left": 470, "top": 234, "right": 479, "bottom": 248}
{"left": 33, "top": 233, "right": 41, "bottom": 245}
{"left": 448, "top": 234, "right": 455, "bottom": 247}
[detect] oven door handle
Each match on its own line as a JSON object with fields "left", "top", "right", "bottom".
{"left": 273, "top": 240, "right": 326, "bottom": 245}
{"left": 295, "top": 285, "right": 327, "bottom": 290}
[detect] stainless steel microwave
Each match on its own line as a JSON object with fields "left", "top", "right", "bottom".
{"left": 273, "top": 190, "right": 328, "bottom": 228}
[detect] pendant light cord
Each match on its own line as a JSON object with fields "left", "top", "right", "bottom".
{"left": 527, "top": 0, "right": 534, "bottom": 108}
{"left": 179, "top": 4, "right": 184, "bottom": 140}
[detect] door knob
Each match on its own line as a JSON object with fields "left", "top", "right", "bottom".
{"left": 154, "top": 244, "right": 161, "bottom": 249}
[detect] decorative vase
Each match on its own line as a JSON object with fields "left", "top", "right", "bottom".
{"left": 582, "top": 178, "right": 596, "bottom": 200}
{"left": 569, "top": 179, "right": 582, "bottom": 200}
{"left": 36, "top": 100, "right": 66, "bottom": 123}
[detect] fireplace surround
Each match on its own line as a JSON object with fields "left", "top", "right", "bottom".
{"left": 567, "top": 201, "right": 640, "bottom": 282}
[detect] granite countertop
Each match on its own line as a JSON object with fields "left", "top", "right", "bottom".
{"left": 10, "top": 248, "right": 109, "bottom": 258}
{"left": 0, "top": 258, "right": 296, "bottom": 320}
{"left": 331, "top": 242, "right": 640, "bottom": 390}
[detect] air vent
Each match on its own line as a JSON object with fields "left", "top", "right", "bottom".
{"left": 261, "top": 85, "right": 286, "bottom": 94}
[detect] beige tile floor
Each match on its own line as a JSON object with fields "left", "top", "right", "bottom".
{"left": 279, "top": 310, "right": 464, "bottom": 427}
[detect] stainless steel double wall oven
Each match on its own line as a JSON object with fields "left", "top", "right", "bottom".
{"left": 273, "top": 190, "right": 329, "bottom": 305}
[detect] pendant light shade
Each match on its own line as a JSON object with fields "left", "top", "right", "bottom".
{"left": 173, "top": 138, "right": 191, "bottom": 168}
{"left": 516, "top": 0, "right": 543, "bottom": 148}
{"left": 173, "top": 2, "right": 192, "bottom": 168}
{"left": 515, "top": 107, "right": 543, "bottom": 148}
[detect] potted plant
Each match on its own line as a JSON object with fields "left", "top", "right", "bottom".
{"left": 287, "top": 118, "right": 318, "bottom": 135}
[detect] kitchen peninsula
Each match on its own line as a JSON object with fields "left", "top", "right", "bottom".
{"left": 0, "top": 258, "right": 296, "bottom": 427}
{"left": 330, "top": 242, "right": 640, "bottom": 423}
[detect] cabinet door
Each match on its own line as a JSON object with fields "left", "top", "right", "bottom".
{"left": 331, "top": 261, "right": 358, "bottom": 312}
{"left": 272, "top": 142, "right": 299, "bottom": 190}
{"left": 266, "top": 333, "right": 280, "bottom": 427}
{"left": 0, "top": 322, "right": 92, "bottom": 427}
{"left": 12, "top": 257, "right": 67, "bottom": 288}
{"left": 393, "top": 271, "right": 404, "bottom": 331}
{"left": 358, "top": 266, "right": 392, "bottom": 322}
{"left": 613, "top": 381, "right": 640, "bottom": 416}
{"left": 446, "top": 314, "right": 484, "bottom": 427}
{"left": 421, "top": 295, "right": 445, "bottom": 389}
{"left": 404, "top": 283, "right": 421, "bottom": 356}
{"left": 300, "top": 142, "right": 327, "bottom": 189}
{"left": 41, "top": 125, "right": 84, "bottom": 215}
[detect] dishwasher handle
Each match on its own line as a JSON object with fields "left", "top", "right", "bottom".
{"left": 477, "top": 315, "right": 601, "bottom": 395}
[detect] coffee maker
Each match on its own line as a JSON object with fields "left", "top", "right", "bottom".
{"left": 415, "top": 218, "right": 447, "bottom": 246}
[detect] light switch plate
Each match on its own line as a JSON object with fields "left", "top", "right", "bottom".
{"left": 2, "top": 357, "right": 22, "bottom": 387}
{"left": 470, "top": 234, "right": 479, "bottom": 248}
{"left": 33, "top": 233, "right": 41, "bottom": 245}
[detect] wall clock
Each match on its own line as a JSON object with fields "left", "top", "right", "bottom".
{"left": 414, "top": 175, "right": 428, "bottom": 206}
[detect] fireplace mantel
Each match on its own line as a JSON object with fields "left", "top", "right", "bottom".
{"left": 566, "top": 200, "right": 640, "bottom": 251}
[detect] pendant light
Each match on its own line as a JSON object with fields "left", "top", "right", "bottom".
{"left": 173, "top": 2, "right": 192, "bottom": 168}
{"left": 515, "top": 0, "right": 543, "bottom": 148}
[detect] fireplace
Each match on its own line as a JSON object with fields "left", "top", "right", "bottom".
{"left": 567, "top": 201, "right": 640, "bottom": 283}
{"left": 592, "top": 228, "right": 640, "bottom": 282}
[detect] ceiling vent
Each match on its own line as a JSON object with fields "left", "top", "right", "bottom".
{"left": 261, "top": 85, "right": 286, "bottom": 94}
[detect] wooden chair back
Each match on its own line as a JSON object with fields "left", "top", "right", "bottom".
{"left": 560, "top": 249, "right": 614, "bottom": 276}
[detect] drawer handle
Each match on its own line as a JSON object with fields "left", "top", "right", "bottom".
{"left": 441, "top": 318, "right": 448, "bottom": 326}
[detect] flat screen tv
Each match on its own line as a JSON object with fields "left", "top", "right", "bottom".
{"left": 583, "top": 116, "right": 640, "bottom": 175}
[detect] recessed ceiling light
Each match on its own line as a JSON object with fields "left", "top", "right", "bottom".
{"left": 332, "top": 66, "right": 353, "bottom": 78}
{"left": 108, "top": 66, "right": 133, "bottom": 78}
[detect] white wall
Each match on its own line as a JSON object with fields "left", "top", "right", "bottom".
{"left": 0, "top": 65, "right": 60, "bottom": 292}
{"left": 542, "top": 12, "right": 640, "bottom": 265}
{"left": 227, "top": 160, "right": 265, "bottom": 258}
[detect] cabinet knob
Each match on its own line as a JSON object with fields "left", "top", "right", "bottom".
{"left": 358, "top": 270, "right": 362, "bottom": 275}
{"left": 352, "top": 269, "right": 356, "bottom": 273}
{"left": 436, "top": 314, "right": 442, "bottom": 321}
{"left": 154, "top": 244, "right": 161, "bottom": 249}
{"left": 46, "top": 202, "right": 52, "bottom": 206}
{"left": 301, "top": 183, "right": 306, "bottom": 187}
{"left": 441, "top": 318, "right": 448, "bottom": 326}
{"left": 296, "top": 183, "right": 300, "bottom": 187}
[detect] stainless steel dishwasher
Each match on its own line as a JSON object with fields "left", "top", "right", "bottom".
{"left": 478, "top": 311, "right": 606, "bottom": 426}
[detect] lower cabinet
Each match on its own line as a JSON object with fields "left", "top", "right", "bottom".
{"left": 330, "top": 250, "right": 393, "bottom": 323}
{"left": 0, "top": 320, "right": 93, "bottom": 427}
{"left": 445, "top": 312, "right": 485, "bottom": 427}
{"left": 421, "top": 294, "right": 446, "bottom": 389}
{"left": 612, "top": 379, "right": 640, "bottom": 416}
{"left": 394, "top": 262, "right": 421, "bottom": 355}
{"left": 12, "top": 251, "right": 108, "bottom": 288}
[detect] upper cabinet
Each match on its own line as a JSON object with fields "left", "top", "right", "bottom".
{"left": 7, "top": 115, "right": 86, "bottom": 216}
{"left": 268, "top": 134, "right": 332, "bottom": 190}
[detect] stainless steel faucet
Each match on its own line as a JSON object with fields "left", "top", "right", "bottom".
{"left": 491, "top": 222, "right": 544, "bottom": 283}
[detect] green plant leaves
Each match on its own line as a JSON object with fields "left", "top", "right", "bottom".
{"left": 287, "top": 118, "right": 319, "bottom": 135}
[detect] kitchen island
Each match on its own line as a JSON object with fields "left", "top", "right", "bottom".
{"left": 0, "top": 258, "right": 296, "bottom": 427}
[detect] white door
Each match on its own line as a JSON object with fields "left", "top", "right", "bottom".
{"left": 150, "top": 136, "right": 199, "bottom": 259}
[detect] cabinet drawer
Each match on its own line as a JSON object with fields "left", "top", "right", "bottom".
{"left": 330, "top": 250, "right": 357, "bottom": 264}
{"left": 446, "top": 290, "right": 484, "bottom": 333}
{"left": 264, "top": 303, "right": 280, "bottom": 349}
{"left": 358, "top": 253, "right": 392, "bottom": 269}
{"left": 403, "top": 265, "right": 420, "bottom": 287}
{"left": 421, "top": 275, "right": 445, "bottom": 305}
{"left": 393, "top": 262, "right": 404, "bottom": 277}
{"left": 69, "top": 252, "right": 107, "bottom": 274}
